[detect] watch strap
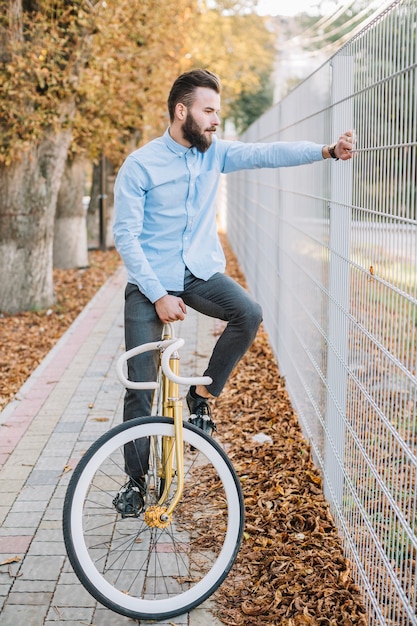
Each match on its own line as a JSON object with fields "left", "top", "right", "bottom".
{"left": 328, "top": 143, "right": 339, "bottom": 160}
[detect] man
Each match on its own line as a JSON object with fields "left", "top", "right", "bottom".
{"left": 112, "top": 69, "right": 354, "bottom": 515}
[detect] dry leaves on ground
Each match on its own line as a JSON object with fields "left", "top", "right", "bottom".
{"left": 0, "top": 249, "right": 121, "bottom": 411}
{"left": 210, "top": 234, "right": 368, "bottom": 625}
{"left": 0, "top": 237, "right": 368, "bottom": 624}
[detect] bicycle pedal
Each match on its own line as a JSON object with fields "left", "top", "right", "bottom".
{"left": 189, "top": 415, "right": 217, "bottom": 436}
{"left": 113, "top": 480, "right": 145, "bottom": 518}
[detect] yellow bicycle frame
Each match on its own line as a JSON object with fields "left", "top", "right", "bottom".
{"left": 157, "top": 332, "right": 185, "bottom": 517}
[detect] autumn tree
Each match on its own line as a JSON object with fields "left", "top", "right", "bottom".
{"left": 55, "top": 0, "right": 276, "bottom": 261}
{"left": 0, "top": 0, "right": 276, "bottom": 312}
{"left": 0, "top": 0, "right": 97, "bottom": 313}
{"left": 184, "top": 0, "right": 276, "bottom": 124}
{"left": 54, "top": 0, "right": 195, "bottom": 263}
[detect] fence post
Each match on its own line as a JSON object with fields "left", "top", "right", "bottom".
{"left": 324, "top": 55, "right": 354, "bottom": 506}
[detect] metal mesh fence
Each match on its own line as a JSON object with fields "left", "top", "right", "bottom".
{"left": 225, "top": 1, "right": 417, "bottom": 623}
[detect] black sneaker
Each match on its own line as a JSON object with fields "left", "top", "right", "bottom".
{"left": 113, "top": 477, "right": 146, "bottom": 518}
{"left": 186, "top": 389, "right": 217, "bottom": 437}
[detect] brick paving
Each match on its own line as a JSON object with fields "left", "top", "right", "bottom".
{"left": 0, "top": 267, "right": 224, "bottom": 626}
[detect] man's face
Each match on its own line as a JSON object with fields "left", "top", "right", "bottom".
{"left": 181, "top": 87, "right": 221, "bottom": 153}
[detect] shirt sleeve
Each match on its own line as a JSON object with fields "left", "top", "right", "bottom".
{"left": 219, "top": 139, "right": 325, "bottom": 173}
{"left": 113, "top": 156, "right": 168, "bottom": 303}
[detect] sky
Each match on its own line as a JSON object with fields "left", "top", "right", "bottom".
{"left": 256, "top": 0, "right": 337, "bottom": 17}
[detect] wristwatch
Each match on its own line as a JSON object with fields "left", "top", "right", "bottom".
{"left": 328, "top": 143, "right": 339, "bottom": 160}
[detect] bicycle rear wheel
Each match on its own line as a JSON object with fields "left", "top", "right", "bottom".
{"left": 63, "top": 417, "right": 244, "bottom": 621}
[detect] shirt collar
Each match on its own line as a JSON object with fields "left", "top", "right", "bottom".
{"left": 163, "top": 127, "right": 191, "bottom": 156}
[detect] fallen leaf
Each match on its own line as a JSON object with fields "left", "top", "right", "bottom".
{"left": 0, "top": 556, "right": 20, "bottom": 566}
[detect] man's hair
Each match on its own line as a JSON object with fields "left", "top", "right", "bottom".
{"left": 167, "top": 69, "right": 221, "bottom": 122}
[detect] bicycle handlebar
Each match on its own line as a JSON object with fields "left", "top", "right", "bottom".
{"left": 161, "top": 338, "right": 212, "bottom": 386}
{"left": 116, "top": 338, "right": 212, "bottom": 390}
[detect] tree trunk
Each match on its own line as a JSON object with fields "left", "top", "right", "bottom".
{"left": 0, "top": 128, "right": 72, "bottom": 314}
{"left": 0, "top": 1, "right": 95, "bottom": 312}
{"left": 53, "top": 154, "right": 88, "bottom": 269}
{"left": 0, "top": 0, "right": 22, "bottom": 62}
{"left": 87, "top": 158, "right": 115, "bottom": 250}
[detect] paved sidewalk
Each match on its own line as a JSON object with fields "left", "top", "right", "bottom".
{"left": 0, "top": 267, "right": 223, "bottom": 626}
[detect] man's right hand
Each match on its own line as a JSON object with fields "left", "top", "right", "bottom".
{"left": 154, "top": 294, "right": 187, "bottom": 323}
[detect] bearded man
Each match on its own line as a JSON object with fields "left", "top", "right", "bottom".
{"left": 112, "top": 68, "right": 353, "bottom": 514}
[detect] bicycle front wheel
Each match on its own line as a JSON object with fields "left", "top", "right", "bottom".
{"left": 63, "top": 417, "right": 244, "bottom": 621}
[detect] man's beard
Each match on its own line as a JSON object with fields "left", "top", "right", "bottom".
{"left": 182, "top": 112, "right": 215, "bottom": 153}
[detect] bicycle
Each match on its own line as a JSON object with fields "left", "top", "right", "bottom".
{"left": 62, "top": 323, "right": 244, "bottom": 621}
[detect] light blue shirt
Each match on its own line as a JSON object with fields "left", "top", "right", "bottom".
{"left": 113, "top": 128, "right": 324, "bottom": 303}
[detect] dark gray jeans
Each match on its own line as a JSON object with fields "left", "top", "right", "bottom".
{"left": 123, "top": 269, "right": 262, "bottom": 480}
